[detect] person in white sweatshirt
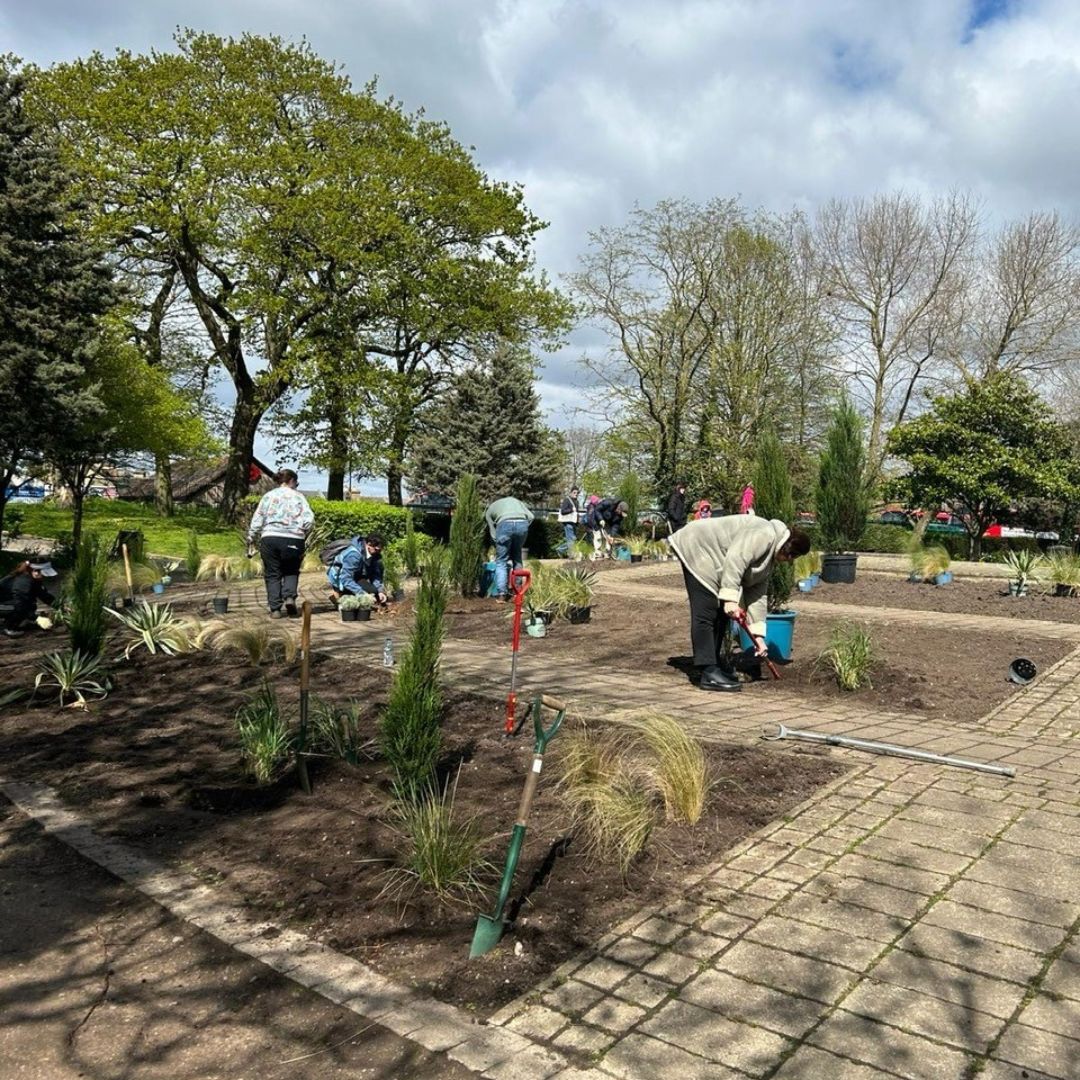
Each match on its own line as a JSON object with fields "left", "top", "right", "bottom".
{"left": 245, "top": 469, "right": 315, "bottom": 618}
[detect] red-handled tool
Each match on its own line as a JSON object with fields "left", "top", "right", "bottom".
{"left": 731, "top": 609, "right": 781, "bottom": 680}
{"left": 505, "top": 568, "right": 532, "bottom": 734}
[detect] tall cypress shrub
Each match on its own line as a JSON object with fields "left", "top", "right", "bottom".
{"left": 379, "top": 547, "right": 450, "bottom": 800}
{"left": 448, "top": 473, "right": 485, "bottom": 596}
{"left": 617, "top": 473, "right": 642, "bottom": 537}
{"left": 68, "top": 536, "right": 109, "bottom": 655}
{"left": 752, "top": 427, "right": 795, "bottom": 612}
{"left": 816, "top": 398, "right": 870, "bottom": 552}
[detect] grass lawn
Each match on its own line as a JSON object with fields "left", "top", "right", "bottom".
{"left": 14, "top": 500, "right": 245, "bottom": 559}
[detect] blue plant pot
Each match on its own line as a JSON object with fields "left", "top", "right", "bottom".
{"left": 151, "top": 583, "right": 165, "bottom": 594}
{"left": 808, "top": 574, "right": 821, "bottom": 587}
{"left": 615, "top": 547, "right": 632, "bottom": 562}
{"left": 480, "top": 561, "right": 498, "bottom": 597}
{"left": 934, "top": 571, "right": 953, "bottom": 586}
{"left": 797, "top": 579, "right": 814, "bottom": 593}
{"left": 733, "top": 610, "right": 797, "bottom": 661}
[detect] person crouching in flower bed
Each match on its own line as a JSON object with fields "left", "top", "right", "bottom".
{"left": 0, "top": 560, "right": 58, "bottom": 638}
{"left": 669, "top": 515, "right": 810, "bottom": 692}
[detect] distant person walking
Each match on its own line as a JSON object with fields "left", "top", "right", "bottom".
{"left": 666, "top": 483, "right": 688, "bottom": 533}
{"left": 693, "top": 499, "right": 712, "bottom": 521}
{"left": 246, "top": 468, "right": 314, "bottom": 618}
{"left": 485, "top": 496, "right": 534, "bottom": 600}
{"left": 740, "top": 483, "right": 755, "bottom": 515}
{"left": 557, "top": 486, "right": 581, "bottom": 554}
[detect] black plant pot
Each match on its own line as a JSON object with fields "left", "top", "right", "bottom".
{"left": 534, "top": 610, "right": 554, "bottom": 625}
{"left": 340, "top": 608, "right": 358, "bottom": 622}
{"left": 356, "top": 608, "right": 373, "bottom": 622}
{"left": 568, "top": 605, "right": 592, "bottom": 624}
{"left": 1054, "top": 583, "right": 1074, "bottom": 597}
{"left": 821, "top": 553, "right": 858, "bottom": 584}
{"left": 630, "top": 554, "right": 643, "bottom": 563}
{"left": 212, "top": 597, "right": 229, "bottom": 615}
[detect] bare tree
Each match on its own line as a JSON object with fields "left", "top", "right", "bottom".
{"left": 946, "top": 211, "right": 1080, "bottom": 382}
{"left": 560, "top": 423, "right": 606, "bottom": 486}
{"left": 570, "top": 198, "right": 739, "bottom": 492}
{"left": 816, "top": 191, "right": 977, "bottom": 481}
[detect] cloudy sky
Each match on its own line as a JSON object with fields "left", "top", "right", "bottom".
{"left": 5, "top": 0, "right": 1079, "bottom": 486}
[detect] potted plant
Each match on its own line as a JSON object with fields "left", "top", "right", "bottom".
{"left": 339, "top": 593, "right": 375, "bottom": 622}
{"left": 625, "top": 537, "right": 648, "bottom": 563}
{"left": 816, "top": 399, "right": 870, "bottom": 584}
{"left": 212, "top": 596, "right": 229, "bottom": 615}
{"left": 925, "top": 545, "right": 952, "bottom": 586}
{"left": 794, "top": 553, "right": 816, "bottom": 592}
{"left": 524, "top": 571, "right": 556, "bottom": 626}
{"left": 1003, "top": 549, "right": 1039, "bottom": 597}
{"left": 1042, "top": 551, "right": 1080, "bottom": 597}
{"left": 383, "top": 551, "right": 406, "bottom": 602}
{"left": 558, "top": 566, "right": 596, "bottom": 624}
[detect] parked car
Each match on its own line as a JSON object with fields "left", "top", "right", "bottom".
{"left": 879, "top": 511, "right": 912, "bottom": 527}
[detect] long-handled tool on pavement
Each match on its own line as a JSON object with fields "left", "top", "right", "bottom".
{"left": 504, "top": 568, "right": 532, "bottom": 736}
{"left": 730, "top": 609, "right": 780, "bottom": 680}
{"left": 296, "top": 601, "right": 313, "bottom": 795}
{"left": 762, "top": 723, "right": 1016, "bottom": 777}
{"left": 471, "top": 694, "right": 565, "bottom": 958}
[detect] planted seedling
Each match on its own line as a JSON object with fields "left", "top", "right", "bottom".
{"left": 817, "top": 622, "right": 876, "bottom": 691}
{"left": 34, "top": 649, "right": 111, "bottom": 708}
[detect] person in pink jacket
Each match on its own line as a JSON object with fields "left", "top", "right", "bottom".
{"left": 740, "top": 484, "right": 755, "bottom": 514}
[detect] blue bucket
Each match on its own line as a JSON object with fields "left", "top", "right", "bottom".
{"left": 615, "top": 547, "right": 632, "bottom": 562}
{"left": 480, "top": 561, "right": 498, "bottom": 597}
{"left": 797, "top": 579, "right": 814, "bottom": 593}
{"left": 733, "top": 610, "right": 797, "bottom": 662}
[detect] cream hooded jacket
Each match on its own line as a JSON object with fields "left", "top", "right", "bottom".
{"left": 668, "top": 515, "right": 790, "bottom": 636}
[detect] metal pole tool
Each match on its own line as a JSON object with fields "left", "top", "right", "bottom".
{"left": 762, "top": 723, "right": 1016, "bottom": 778}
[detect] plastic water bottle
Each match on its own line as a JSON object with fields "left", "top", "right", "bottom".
{"left": 382, "top": 637, "right": 394, "bottom": 667}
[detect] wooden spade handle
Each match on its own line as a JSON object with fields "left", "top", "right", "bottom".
{"left": 121, "top": 543, "right": 134, "bottom": 592}
{"left": 540, "top": 695, "right": 567, "bottom": 713}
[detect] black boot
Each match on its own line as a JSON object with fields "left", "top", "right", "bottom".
{"left": 699, "top": 664, "right": 742, "bottom": 692}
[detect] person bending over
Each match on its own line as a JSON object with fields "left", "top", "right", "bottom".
{"left": 0, "top": 560, "right": 58, "bottom": 638}
{"left": 484, "top": 496, "right": 534, "bottom": 600}
{"left": 669, "top": 515, "right": 810, "bottom": 692}
{"left": 327, "top": 534, "right": 386, "bottom": 606}
{"left": 586, "top": 498, "right": 628, "bottom": 559}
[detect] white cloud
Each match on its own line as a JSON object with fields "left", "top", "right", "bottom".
{"left": 9, "top": 0, "right": 1080, "bottom": 440}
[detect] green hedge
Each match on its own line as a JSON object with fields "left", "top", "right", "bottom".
{"left": 527, "top": 518, "right": 564, "bottom": 558}
{"left": 798, "top": 523, "right": 1045, "bottom": 560}
{"left": 244, "top": 495, "right": 415, "bottom": 543}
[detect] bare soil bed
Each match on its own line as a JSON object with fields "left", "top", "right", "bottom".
{"left": 435, "top": 592, "right": 1072, "bottom": 724}
{"left": 0, "top": 629, "right": 843, "bottom": 1014}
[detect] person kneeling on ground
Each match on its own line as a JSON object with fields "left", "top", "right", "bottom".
{"left": 327, "top": 534, "right": 387, "bottom": 607}
{"left": 586, "top": 498, "right": 629, "bottom": 559}
{"left": 0, "top": 560, "right": 58, "bottom": 638}
{"left": 485, "top": 496, "right": 534, "bottom": 600}
{"left": 669, "top": 515, "right": 810, "bottom": 692}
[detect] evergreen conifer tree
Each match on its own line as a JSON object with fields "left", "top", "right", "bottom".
{"left": 407, "top": 344, "right": 564, "bottom": 503}
{"left": 752, "top": 427, "right": 796, "bottom": 611}
{"left": 816, "top": 398, "right": 870, "bottom": 552}
{"left": 0, "top": 68, "right": 114, "bottom": 537}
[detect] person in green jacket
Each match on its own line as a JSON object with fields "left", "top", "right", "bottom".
{"left": 484, "top": 496, "right": 534, "bottom": 600}
{"left": 669, "top": 515, "right": 810, "bottom": 692}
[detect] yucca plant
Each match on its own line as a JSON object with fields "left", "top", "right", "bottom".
{"left": 34, "top": 649, "right": 111, "bottom": 707}
{"left": 67, "top": 536, "right": 110, "bottom": 656}
{"left": 309, "top": 697, "right": 372, "bottom": 764}
{"left": 236, "top": 680, "right": 293, "bottom": 784}
{"left": 383, "top": 773, "right": 493, "bottom": 905}
{"left": 626, "top": 713, "right": 710, "bottom": 825}
{"left": 1003, "top": 548, "right": 1040, "bottom": 593}
{"left": 552, "top": 565, "right": 597, "bottom": 614}
{"left": 818, "top": 623, "right": 876, "bottom": 691}
{"left": 107, "top": 602, "right": 197, "bottom": 658}
{"left": 197, "top": 619, "right": 299, "bottom": 665}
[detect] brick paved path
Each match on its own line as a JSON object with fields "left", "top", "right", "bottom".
{"left": 13, "top": 566, "right": 1080, "bottom": 1078}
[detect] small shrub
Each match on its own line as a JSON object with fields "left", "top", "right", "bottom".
{"left": 3, "top": 506, "right": 24, "bottom": 541}
{"left": 403, "top": 511, "right": 420, "bottom": 575}
{"left": 753, "top": 425, "right": 796, "bottom": 611}
{"left": 819, "top": 623, "right": 876, "bottom": 691}
{"left": 67, "top": 536, "right": 110, "bottom": 656}
{"left": 195, "top": 553, "right": 262, "bottom": 582}
{"left": 35, "top": 649, "right": 111, "bottom": 707}
{"left": 198, "top": 619, "right": 299, "bottom": 665}
{"left": 384, "top": 774, "right": 492, "bottom": 906}
{"left": 186, "top": 530, "right": 203, "bottom": 580}
{"left": 617, "top": 473, "right": 643, "bottom": 536}
{"left": 1042, "top": 551, "right": 1080, "bottom": 595}
{"left": 793, "top": 553, "right": 815, "bottom": 581}
{"left": 308, "top": 697, "right": 372, "bottom": 764}
{"left": 379, "top": 547, "right": 450, "bottom": 798}
{"left": 107, "top": 559, "right": 160, "bottom": 593}
{"left": 338, "top": 592, "right": 374, "bottom": 611}
{"left": 816, "top": 397, "right": 871, "bottom": 552}
{"left": 236, "top": 681, "right": 292, "bottom": 784}
{"left": 448, "top": 473, "right": 485, "bottom": 596}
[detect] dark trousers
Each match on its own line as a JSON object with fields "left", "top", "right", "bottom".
{"left": 260, "top": 536, "right": 304, "bottom": 611}
{"left": 1, "top": 598, "right": 33, "bottom": 632}
{"left": 681, "top": 562, "right": 728, "bottom": 667}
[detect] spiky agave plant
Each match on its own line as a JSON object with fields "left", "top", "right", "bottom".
{"left": 107, "top": 601, "right": 198, "bottom": 658}
{"left": 34, "top": 649, "right": 111, "bottom": 708}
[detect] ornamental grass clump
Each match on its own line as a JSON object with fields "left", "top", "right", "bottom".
{"left": 379, "top": 547, "right": 450, "bottom": 800}
{"left": 819, "top": 623, "right": 876, "bottom": 691}
{"left": 186, "top": 530, "right": 203, "bottom": 580}
{"left": 625, "top": 713, "right": 710, "bottom": 826}
{"left": 236, "top": 680, "right": 292, "bottom": 784}
{"left": 35, "top": 649, "right": 111, "bottom": 708}
{"left": 308, "top": 697, "right": 372, "bottom": 764}
{"left": 197, "top": 618, "right": 299, "bottom": 665}
{"left": 383, "top": 773, "right": 492, "bottom": 906}
{"left": 1042, "top": 551, "right": 1080, "bottom": 596}
{"left": 67, "top": 535, "right": 110, "bottom": 656}
{"left": 448, "top": 472, "right": 485, "bottom": 596}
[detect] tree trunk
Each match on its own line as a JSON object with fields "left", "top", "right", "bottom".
{"left": 154, "top": 455, "right": 175, "bottom": 517}
{"left": 220, "top": 395, "right": 263, "bottom": 523}
{"left": 325, "top": 393, "right": 347, "bottom": 501}
{"left": 386, "top": 415, "right": 410, "bottom": 506}
{"left": 326, "top": 469, "right": 345, "bottom": 502}
{"left": 72, "top": 488, "right": 86, "bottom": 553}
{"left": 386, "top": 458, "right": 404, "bottom": 507}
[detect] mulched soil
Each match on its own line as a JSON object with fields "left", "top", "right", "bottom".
{"left": 0, "top": 629, "right": 844, "bottom": 1015}
{"left": 435, "top": 592, "right": 1072, "bottom": 724}
{"left": 798, "top": 573, "right": 1080, "bottom": 623}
